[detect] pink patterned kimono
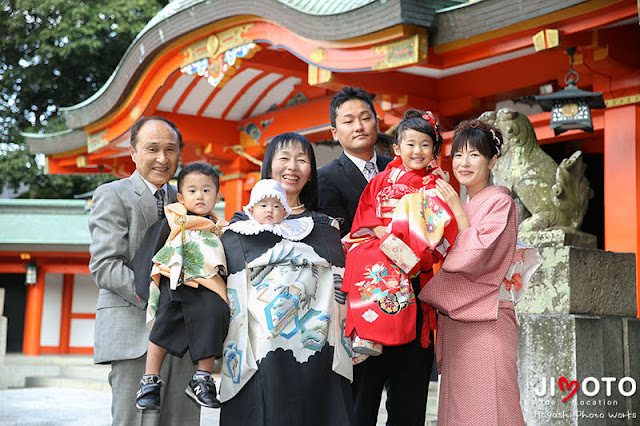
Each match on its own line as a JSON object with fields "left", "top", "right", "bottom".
{"left": 419, "top": 186, "right": 525, "bottom": 425}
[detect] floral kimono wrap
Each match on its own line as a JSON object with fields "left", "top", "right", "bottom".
{"left": 342, "top": 159, "right": 457, "bottom": 348}
{"left": 146, "top": 202, "right": 227, "bottom": 325}
{"left": 218, "top": 210, "right": 353, "bottom": 426}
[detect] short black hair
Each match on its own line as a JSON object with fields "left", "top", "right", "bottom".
{"left": 452, "top": 119, "right": 503, "bottom": 159}
{"left": 261, "top": 132, "right": 318, "bottom": 211}
{"left": 177, "top": 163, "right": 220, "bottom": 194}
{"left": 394, "top": 109, "right": 443, "bottom": 157}
{"left": 130, "top": 116, "right": 183, "bottom": 150}
{"left": 329, "top": 86, "right": 378, "bottom": 128}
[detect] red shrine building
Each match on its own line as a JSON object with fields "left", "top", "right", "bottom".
{"left": 4, "top": 0, "right": 639, "bottom": 356}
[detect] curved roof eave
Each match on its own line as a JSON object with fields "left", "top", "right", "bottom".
{"left": 23, "top": 129, "right": 86, "bottom": 155}
{"left": 60, "top": 0, "right": 435, "bottom": 130}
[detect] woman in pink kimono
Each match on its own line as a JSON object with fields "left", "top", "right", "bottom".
{"left": 419, "top": 119, "right": 529, "bottom": 425}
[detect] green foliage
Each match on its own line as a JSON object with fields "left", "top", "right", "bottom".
{"left": 0, "top": 0, "right": 167, "bottom": 198}
{"left": 0, "top": 142, "right": 116, "bottom": 198}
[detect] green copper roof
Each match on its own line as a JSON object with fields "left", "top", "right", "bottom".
{"left": 0, "top": 198, "right": 227, "bottom": 251}
{"left": 0, "top": 199, "right": 91, "bottom": 249}
{"left": 275, "top": 0, "right": 375, "bottom": 15}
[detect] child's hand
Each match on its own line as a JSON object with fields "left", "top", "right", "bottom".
{"left": 372, "top": 225, "right": 388, "bottom": 239}
{"left": 210, "top": 211, "right": 229, "bottom": 227}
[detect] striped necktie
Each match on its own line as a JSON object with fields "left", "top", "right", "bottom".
{"left": 154, "top": 188, "right": 165, "bottom": 219}
{"left": 363, "top": 161, "right": 377, "bottom": 182}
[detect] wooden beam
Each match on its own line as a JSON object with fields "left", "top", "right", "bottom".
{"left": 239, "top": 96, "right": 333, "bottom": 144}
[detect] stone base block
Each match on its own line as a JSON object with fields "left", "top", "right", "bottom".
{"left": 518, "top": 314, "right": 640, "bottom": 425}
{"left": 516, "top": 242, "right": 636, "bottom": 316}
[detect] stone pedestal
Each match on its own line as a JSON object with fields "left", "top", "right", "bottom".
{"left": 518, "top": 231, "right": 636, "bottom": 317}
{"left": 519, "top": 315, "right": 640, "bottom": 425}
{"left": 516, "top": 230, "right": 638, "bottom": 425}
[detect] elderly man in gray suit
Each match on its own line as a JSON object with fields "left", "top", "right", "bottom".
{"left": 89, "top": 116, "right": 200, "bottom": 425}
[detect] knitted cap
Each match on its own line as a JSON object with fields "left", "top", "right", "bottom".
{"left": 244, "top": 179, "right": 292, "bottom": 217}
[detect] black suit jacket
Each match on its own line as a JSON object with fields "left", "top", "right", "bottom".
{"left": 131, "top": 218, "right": 171, "bottom": 302}
{"left": 317, "top": 152, "right": 392, "bottom": 237}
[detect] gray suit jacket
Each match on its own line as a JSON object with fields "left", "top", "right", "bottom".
{"left": 88, "top": 170, "right": 177, "bottom": 364}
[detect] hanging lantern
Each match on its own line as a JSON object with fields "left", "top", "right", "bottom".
{"left": 535, "top": 48, "right": 605, "bottom": 135}
{"left": 25, "top": 262, "right": 38, "bottom": 285}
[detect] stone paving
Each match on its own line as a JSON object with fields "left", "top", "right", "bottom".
{"left": 0, "top": 353, "right": 437, "bottom": 426}
{"left": 0, "top": 386, "right": 221, "bottom": 426}
{"left": 0, "top": 384, "right": 437, "bottom": 425}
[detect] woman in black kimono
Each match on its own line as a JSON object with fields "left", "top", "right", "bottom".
{"left": 219, "top": 132, "right": 353, "bottom": 425}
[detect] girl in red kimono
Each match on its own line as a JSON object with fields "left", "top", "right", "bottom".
{"left": 419, "top": 119, "right": 538, "bottom": 425}
{"left": 341, "top": 110, "right": 457, "bottom": 360}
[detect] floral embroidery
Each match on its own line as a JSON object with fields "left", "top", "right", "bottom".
{"left": 427, "top": 197, "right": 441, "bottom": 213}
{"left": 364, "top": 262, "right": 387, "bottom": 284}
{"left": 355, "top": 262, "right": 414, "bottom": 316}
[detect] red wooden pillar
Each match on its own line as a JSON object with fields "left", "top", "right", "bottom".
{"left": 23, "top": 267, "right": 45, "bottom": 355}
{"left": 220, "top": 158, "right": 254, "bottom": 220}
{"left": 59, "top": 274, "right": 74, "bottom": 353}
{"left": 603, "top": 103, "right": 640, "bottom": 316}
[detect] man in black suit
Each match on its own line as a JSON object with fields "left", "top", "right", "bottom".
{"left": 318, "top": 86, "right": 434, "bottom": 426}
{"left": 317, "top": 86, "right": 392, "bottom": 237}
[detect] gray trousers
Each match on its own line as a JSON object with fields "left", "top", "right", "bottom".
{"left": 109, "top": 352, "right": 200, "bottom": 426}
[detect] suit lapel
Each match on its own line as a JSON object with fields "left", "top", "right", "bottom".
{"left": 130, "top": 170, "right": 159, "bottom": 228}
{"left": 338, "top": 153, "right": 368, "bottom": 191}
{"left": 167, "top": 184, "right": 178, "bottom": 203}
{"left": 377, "top": 155, "right": 392, "bottom": 173}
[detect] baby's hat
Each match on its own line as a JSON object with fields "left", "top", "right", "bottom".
{"left": 243, "top": 179, "right": 292, "bottom": 217}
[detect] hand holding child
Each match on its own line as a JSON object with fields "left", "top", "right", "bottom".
{"left": 435, "top": 179, "right": 469, "bottom": 231}
{"left": 372, "top": 225, "right": 388, "bottom": 239}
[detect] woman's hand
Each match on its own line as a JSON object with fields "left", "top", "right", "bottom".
{"left": 430, "top": 167, "right": 450, "bottom": 183}
{"left": 372, "top": 225, "right": 388, "bottom": 239}
{"left": 435, "top": 179, "right": 469, "bottom": 231}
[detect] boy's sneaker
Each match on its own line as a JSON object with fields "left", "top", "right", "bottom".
{"left": 136, "top": 374, "right": 163, "bottom": 411}
{"left": 185, "top": 374, "right": 220, "bottom": 408}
